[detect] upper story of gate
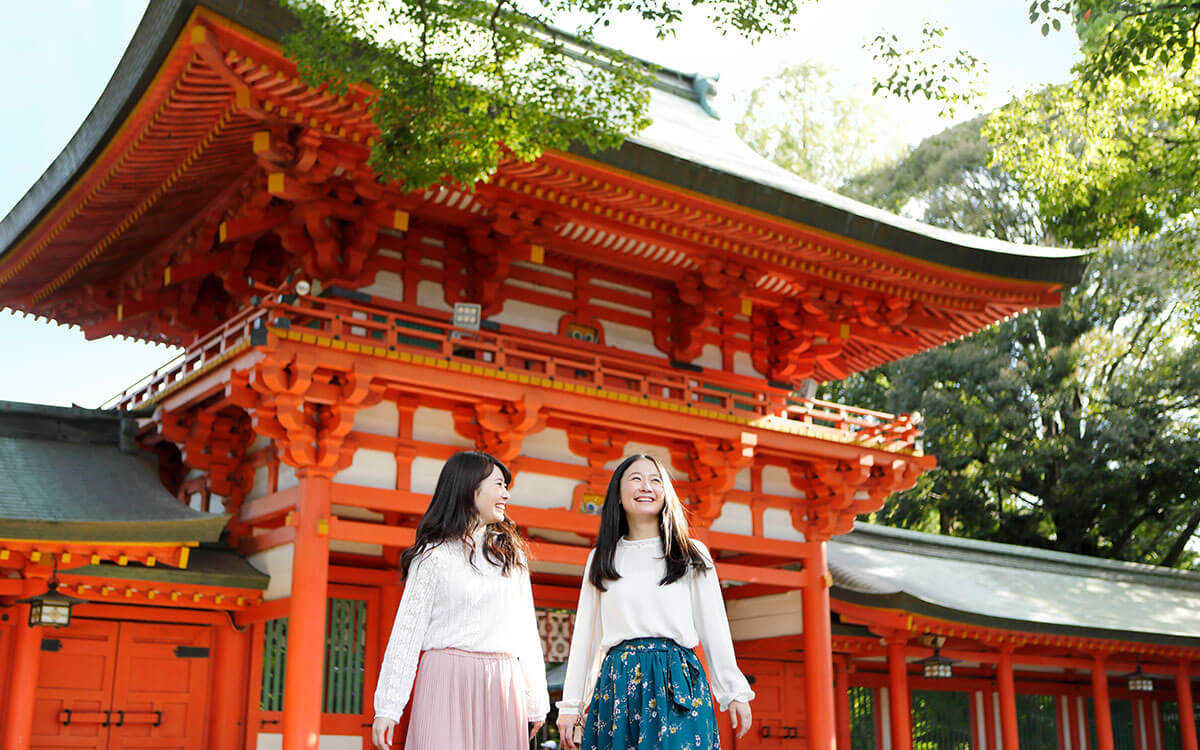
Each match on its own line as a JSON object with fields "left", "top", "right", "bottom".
{"left": 0, "top": 1, "right": 1082, "bottom": 390}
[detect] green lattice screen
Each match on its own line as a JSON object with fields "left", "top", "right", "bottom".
{"left": 1015, "top": 694, "right": 1058, "bottom": 750}
{"left": 848, "top": 687, "right": 876, "bottom": 750}
{"left": 911, "top": 690, "right": 971, "bottom": 750}
{"left": 259, "top": 597, "right": 369, "bottom": 714}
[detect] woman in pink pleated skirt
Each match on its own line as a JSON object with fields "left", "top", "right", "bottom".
{"left": 371, "top": 451, "right": 549, "bottom": 750}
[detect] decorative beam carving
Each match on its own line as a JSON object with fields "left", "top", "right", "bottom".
{"left": 451, "top": 395, "right": 547, "bottom": 464}
{"left": 565, "top": 425, "right": 628, "bottom": 512}
{"left": 230, "top": 355, "right": 385, "bottom": 473}
{"left": 669, "top": 434, "right": 756, "bottom": 527}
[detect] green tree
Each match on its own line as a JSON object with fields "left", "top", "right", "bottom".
{"left": 826, "top": 122, "right": 1200, "bottom": 567}
{"left": 735, "top": 62, "right": 903, "bottom": 189}
{"left": 283, "top": 0, "right": 801, "bottom": 190}
{"left": 984, "top": 1, "right": 1200, "bottom": 287}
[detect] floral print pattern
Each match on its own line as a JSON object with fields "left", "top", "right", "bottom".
{"left": 582, "top": 638, "right": 720, "bottom": 750}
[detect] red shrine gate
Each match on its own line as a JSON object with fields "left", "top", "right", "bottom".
{"left": 3, "top": 5, "right": 1187, "bottom": 750}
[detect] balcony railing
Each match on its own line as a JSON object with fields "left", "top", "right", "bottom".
{"left": 105, "top": 288, "right": 922, "bottom": 453}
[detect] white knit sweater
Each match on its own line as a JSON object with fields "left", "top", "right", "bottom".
{"left": 373, "top": 531, "right": 550, "bottom": 723}
{"left": 557, "top": 537, "right": 756, "bottom": 714}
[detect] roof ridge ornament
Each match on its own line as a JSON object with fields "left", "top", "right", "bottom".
{"left": 692, "top": 73, "right": 721, "bottom": 120}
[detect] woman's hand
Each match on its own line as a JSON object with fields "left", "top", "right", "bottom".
{"left": 556, "top": 712, "right": 579, "bottom": 750}
{"left": 729, "top": 700, "right": 753, "bottom": 739}
{"left": 371, "top": 717, "right": 396, "bottom": 750}
{"left": 529, "top": 720, "right": 545, "bottom": 740}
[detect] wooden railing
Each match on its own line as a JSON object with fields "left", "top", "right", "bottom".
{"left": 106, "top": 289, "right": 922, "bottom": 452}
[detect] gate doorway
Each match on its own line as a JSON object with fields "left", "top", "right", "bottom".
{"left": 31, "top": 619, "right": 212, "bottom": 750}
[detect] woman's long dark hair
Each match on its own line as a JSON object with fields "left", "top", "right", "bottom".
{"left": 589, "top": 454, "right": 709, "bottom": 591}
{"left": 400, "top": 451, "right": 527, "bottom": 578}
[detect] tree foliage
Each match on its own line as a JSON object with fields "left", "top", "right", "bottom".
{"left": 986, "top": 1, "right": 1200, "bottom": 258}
{"left": 283, "top": 0, "right": 802, "bottom": 190}
{"left": 826, "top": 122, "right": 1200, "bottom": 568}
{"left": 735, "top": 62, "right": 903, "bottom": 189}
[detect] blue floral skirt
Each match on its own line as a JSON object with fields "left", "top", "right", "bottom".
{"left": 581, "top": 638, "right": 721, "bottom": 750}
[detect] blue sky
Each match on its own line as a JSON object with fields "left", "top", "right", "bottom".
{"left": 0, "top": 0, "right": 1078, "bottom": 408}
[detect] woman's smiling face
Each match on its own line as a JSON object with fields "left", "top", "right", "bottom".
{"left": 619, "top": 457, "right": 666, "bottom": 521}
{"left": 473, "top": 464, "right": 510, "bottom": 525}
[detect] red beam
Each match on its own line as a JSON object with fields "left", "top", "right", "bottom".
{"left": 238, "top": 525, "right": 296, "bottom": 555}
{"left": 234, "top": 597, "right": 290, "bottom": 627}
{"left": 240, "top": 486, "right": 300, "bottom": 524}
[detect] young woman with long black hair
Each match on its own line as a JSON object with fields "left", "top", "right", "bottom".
{"left": 371, "top": 451, "right": 548, "bottom": 750}
{"left": 555, "top": 454, "right": 754, "bottom": 750}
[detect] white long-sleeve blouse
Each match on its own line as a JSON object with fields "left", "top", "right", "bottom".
{"left": 373, "top": 531, "right": 550, "bottom": 723}
{"left": 557, "top": 536, "right": 755, "bottom": 714}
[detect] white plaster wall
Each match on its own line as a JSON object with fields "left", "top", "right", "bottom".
{"left": 606, "top": 442, "right": 670, "bottom": 471}
{"left": 250, "top": 464, "right": 270, "bottom": 500}
{"left": 335, "top": 448, "right": 397, "bottom": 490}
{"left": 511, "top": 472, "right": 577, "bottom": 510}
{"left": 353, "top": 401, "right": 398, "bottom": 437}
{"left": 491, "top": 299, "right": 559, "bottom": 334}
{"left": 761, "top": 465, "right": 803, "bottom": 498}
{"left": 412, "top": 407, "right": 474, "bottom": 448}
{"left": 410, "top": 456, "right": 448, "bottom": 495}
{"left": 330, "top": 539, "right": 383, "bottom": 557}
{"left": 731, "top": 350, "right": 760, "bottom": 378}
{"left": 727, "top": 590, "right": 803, "bottom": 640}
{"left": 529, "top": 559, "right": 586, "bottom": 577}
{"left": 360, "top": 270, "right": 404, "bottom": 301}
{"left": 761, "top": 508, "right": 805, "bottom": 541}
{"left": 520, "top": 427, "right": 583, "bottom": 465}
{"left": 278, "top": 462, "right": 298, "bottom": 492}
{"left": 695, "top": 344, "right": 722, "bottom": 370}
{"left": 416, "top": 280, "right": 452, "bottom": 311}
{"left": 711, "top": 501, "right": 752, "bottom": 536}
{"left": 597, "top": 320, "right": 662, "bottom": 358}
{"left": 246, "top": 544, "right": 294, "bottom": 601}
{"left": 256, "top": 734, "right": 362, "bottom": 750}
{"left": 734, "top": 467, "right": 751, "bottom": 491}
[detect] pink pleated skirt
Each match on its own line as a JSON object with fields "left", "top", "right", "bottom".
{"left": 405, "top": 648, "right": 529, "bottom": 750}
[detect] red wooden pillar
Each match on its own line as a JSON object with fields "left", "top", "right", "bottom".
{"left": 997, "top": 649, "right": 1020, "bottom": 750}
{"left": 3, "top": 606, "right": 42, "bottom": 750}
{"left": 886, "top": 638, "right": 912, "bottom": 750}
{"left": 834, "top": 655, "right": 852, "bottom": 750}
{"left": 379, "top": 584, "right": 401, "bottom": 671}
{"left": 1178, "top": 660, "right": 1199, "bottom": 750}
{"left": 1091, "top": 655, "right": 1115, "bottom": 750}
{"left": 212, "top": 620, "right": 252, "bottom": 750}
{"left": 282, "top": 471, "right": 334, "bottom": 750}
{"left": 802, "top": 540, "right": 836, "bottom": 750}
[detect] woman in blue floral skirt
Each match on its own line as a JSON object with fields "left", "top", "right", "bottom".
{"left": 555, "top": 454, "right": 754, "bottom": 749}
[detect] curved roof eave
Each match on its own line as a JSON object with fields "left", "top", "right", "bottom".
{"left": 0, "top": 0, "right": 297, "bottom": 259}
{"left": 829, "top": 522, "right": 1200, "bottom": 648}
{"left": 831, "top": 587, "right": 1200, "bottom": 650}
{"left": 0, "top": 0, "right": 1087, "bottom": 289}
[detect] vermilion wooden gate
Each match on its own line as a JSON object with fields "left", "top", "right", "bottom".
{"left": 736, "top": 659, "right": 807, "bottom": 749}
{"left": 31, "top": 620, "right": 212, "bottom": 750}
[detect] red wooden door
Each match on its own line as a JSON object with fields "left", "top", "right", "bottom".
{"left": 107, "top": 622, "right": 212, "bottom": 750}
{"left": 32, "top": 619, "right": 121, "bottom": 750}
{"left": 30, "top": 620, "right": 212, "bottom": 750}
{"left": 735, "top": 659, "right": 806, "bottom": 749}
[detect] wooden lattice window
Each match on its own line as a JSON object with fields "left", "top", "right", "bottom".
{"left": 260, "top": 618, "right": 287, "bottom": 712}
{"left": 258, "top": 597, "right": 370, "bottom": 714}
{"left": 322, "top": 598, "right": 369, "bottom": 714}
{"left": 848, "top": 687, "right": 875, "bottom": 750}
